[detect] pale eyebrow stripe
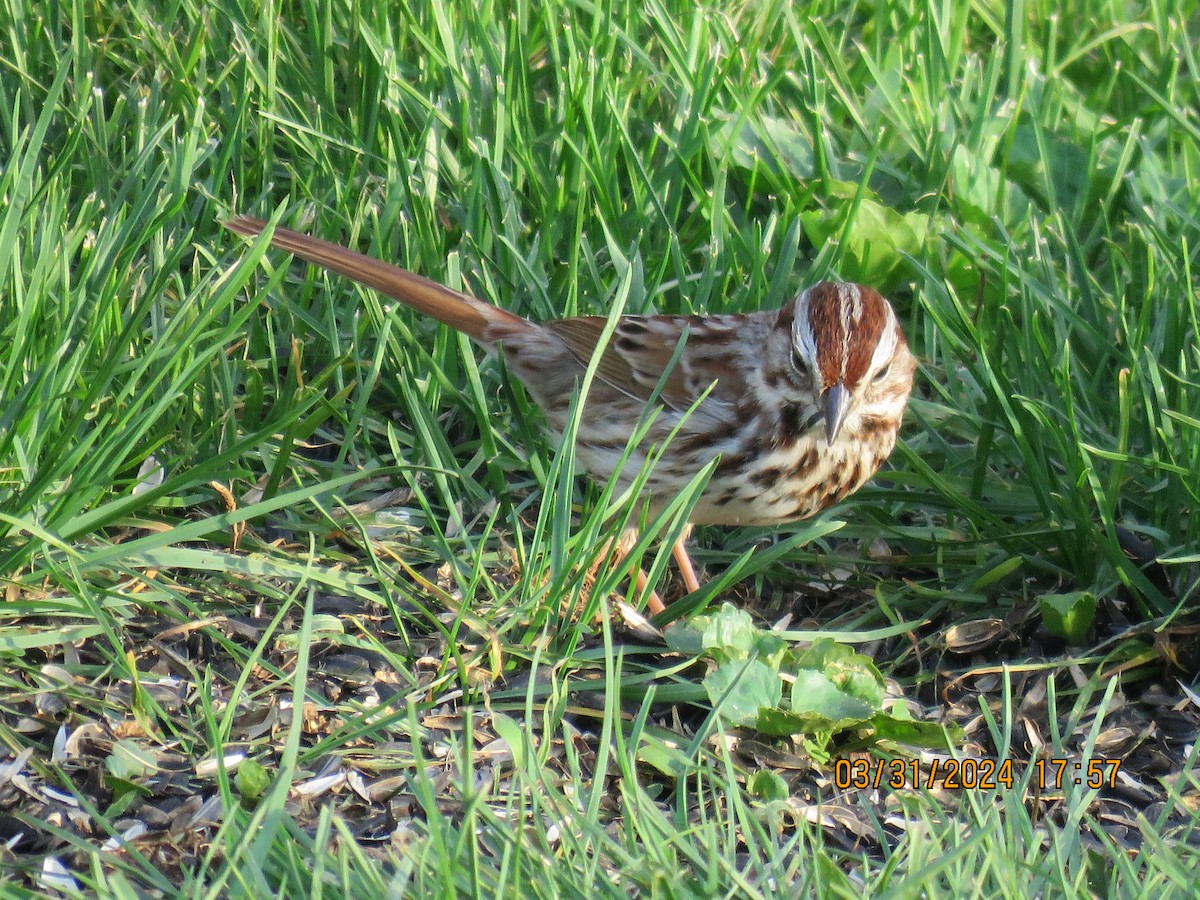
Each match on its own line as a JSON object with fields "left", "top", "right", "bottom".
{"left": 870, "top": 305, "right": 899, "bottom": 371}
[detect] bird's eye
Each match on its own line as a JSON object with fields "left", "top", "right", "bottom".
{"left": 792, "top": 348, "right": 809, "bottom": 374}
{"left": 872, "top": 363, "right": 891, "bottom": 383}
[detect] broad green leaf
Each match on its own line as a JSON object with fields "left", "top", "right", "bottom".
{"left": 789, "top": 670, "right": 875, "bottom": 723}
{"left": 704, "top": 659, "right": 781, "bottom": 726}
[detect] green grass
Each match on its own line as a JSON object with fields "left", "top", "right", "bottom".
{"left": 1, "top": 0, "right": 1198, "bottom": 895}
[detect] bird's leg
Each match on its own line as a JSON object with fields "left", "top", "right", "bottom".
{"left": 633, "top": 567, "right": 666, "bottom": 615}
{"left": 600, "top": 524, "right": 701, "bottom": 616}
{"left": 623, "top": 524, "right": 699, "bottom": 614}
{"left": 606, "top": 527, "right": 665, "bottom": 614}
{"left": 670, "top": 523, "right": 701, "bottom": 595}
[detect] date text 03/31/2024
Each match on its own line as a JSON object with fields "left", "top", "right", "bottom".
{"left": 833, "top": 757, "right": 1123, "bottom": 791}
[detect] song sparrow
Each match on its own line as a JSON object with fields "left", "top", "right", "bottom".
{"left": 226, "top": 216, "right": 915, "bottom": 612}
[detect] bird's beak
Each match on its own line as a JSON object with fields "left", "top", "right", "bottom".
{"left": 822, "top": 382, "right": 850, "bottom": 446}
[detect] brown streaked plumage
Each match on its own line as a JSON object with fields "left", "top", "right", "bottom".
{"left": 225, "top": 216, "right": 915, "bottom": 612}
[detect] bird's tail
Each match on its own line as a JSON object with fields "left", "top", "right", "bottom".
{"left": 224, "top": 216, "right": 531, "bottom": 344}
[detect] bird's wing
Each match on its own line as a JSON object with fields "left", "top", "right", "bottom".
{"left": 544, "top": 314, "right": 751, "bottom": 413}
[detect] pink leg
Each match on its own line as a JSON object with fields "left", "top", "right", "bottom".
{"left": 607, "top": 528, "right": 665, "bottom": 614}
{"left": 636, "top": 568, "right": 666, "bottom": 615}
{"left": 610, "top": 525, "right": 698, "bottom": 615}
{"left": 671, "top": 524, "right": 701, "bottom": 595}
